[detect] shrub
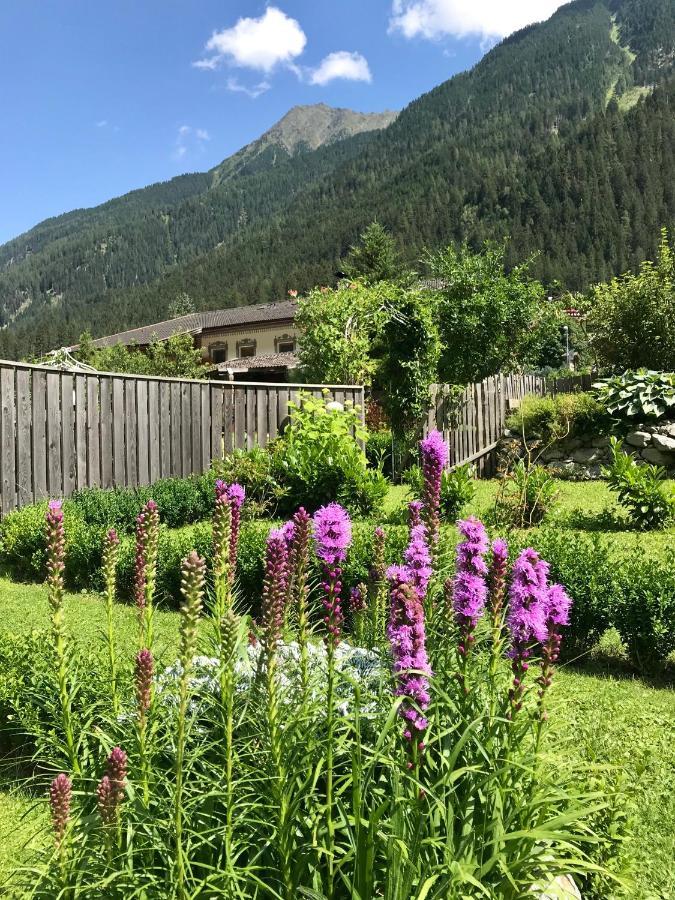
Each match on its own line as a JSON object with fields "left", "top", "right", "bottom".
{"left": 403, "top": 463, "right": 476, "bottom": 521}
{"left": 272, "top": 392, "right": 387, "bottom": 517}
{"left": 213, "top": 447, "right": 286, "bottom": 517}
{"left": 493, "top": 461, "right": 558, "bottom": 528}
{"left": 507, "top": 392, "right": 608, "bottom": 440}
{"left": 593, "top": 370, "right": 675, "bottom": 422}
{"left": 603, "top": 437, "right": 675, "bottom": 530}
{"left": 365, "top": 429, "right": 393, "bottom": 476}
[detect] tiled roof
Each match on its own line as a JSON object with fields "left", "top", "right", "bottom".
{"left": 212, "top": 351, "right": 299, "bottom": 373}
{"left": 85, "top": 300, "right": 297, "bottom": 349}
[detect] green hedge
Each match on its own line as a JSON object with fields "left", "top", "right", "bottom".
{"left": 2, "top": 504, "right": 673, "bottom": 671}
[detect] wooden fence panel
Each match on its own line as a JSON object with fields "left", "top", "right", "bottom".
{"left": 0, "top": 360, "right": 365, "bottom": 514}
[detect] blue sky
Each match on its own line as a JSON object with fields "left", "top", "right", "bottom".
{"left": 0, "top": 1, "right": 566, "bottom": 244}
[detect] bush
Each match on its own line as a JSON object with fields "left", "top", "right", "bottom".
{"left": 272, "top": 392, "right": 387, "bottom": 518}
{"left": 593, "top": 370, "right": 675, "bottom": 422}
{"left": 213, "top": 447, "right": 286, "bottom": 518}
{"left": 402, "top": 463, "right": 476, "bottom": 521}
{"left": 603, "top": 437, "right": 675, "bottom": 530}
{"left": 493, "top": 461, "right": 558, "bottom": 528}
{"left": 507, "top": 392, "right": 608, "bottom": 440}
{"left": 365, "top": 429, "right": 393, "bottom": 476}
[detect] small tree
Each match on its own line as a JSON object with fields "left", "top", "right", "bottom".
{"left": 342, "top": 222, "right": 404, "bottom": 284}
{"left": 75, "top": 332, "right": 206, "bottom": 379}
{"left": 588, "top": 230, "right": 675, "bottom": 370}
{"left": 428, "top": 242, "right": 546, "bottom": 385}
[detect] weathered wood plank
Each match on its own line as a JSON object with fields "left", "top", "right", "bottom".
{"left": 75, "top": 376, "right": 88, "bottom": 491}
{"left": 87, "top": 377, "right": 101, "bottom": 488}
{"left": 256, "top": 388, "right": 268, "bottom": 449}
{"left": 1, "top": 368, "right": 16, "bottom": 513}
{"left": 210, "top": 386, "right": 224, "bottom": 463}
{"left": 201, "top": 384, "right": 211, "bottom": 470}
{"left": 148, "top": 380, "right": 160, "bottom": 483}
{"left": 181, "top": 382, "right": 191, "bottom": 476}
{"left": 125, "top": 379, "right": 138, "bottom": 488}
{"left": 46, "top": 372, "right": 63, "bottom": 497}
{"left": 100, "top": 378, "right": 114, "bottom": 489}
{"left": 268, "top": 386, "right": 278, "bottom": 441}
{"left": 277, "top": 387, "right": 291, "bottom": 434}
{"left": 191, "top": 383, "right": 202, "bottom": 474}
{"left": 16, "top": 368, "right": 33, "bottom": 507}
{"left": 112, "top": 377, "right": 126, "bottom": 487}
{"left": 223, "top": 386, "right": 234, "bottom": 454}
{"left": 170, "top": 382, "right": 182, "bottom": 477}
{"left": 159, "top": 381, "right": 171, "bottom": 478}
{"left": 246, "top": 387, "right": 257, "bottom": 451}
{"left": 234, "top": 388, "right": 246, "bottom": 450}
{"left": 32, "top": 371, "right": 48, "bottom": 501}
{"left": 136, "top": 380, "right": 149, "bottom": 486}
{"left": 61, "top": 374, "right": 77, "bottom": 498}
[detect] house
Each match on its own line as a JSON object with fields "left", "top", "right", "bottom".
{"left": 83, "top": 300, "right": 300, "bottom": 381}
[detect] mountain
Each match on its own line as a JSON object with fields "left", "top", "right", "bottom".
{"left": 1, "top": 0, "right": 675, "bottom": 358}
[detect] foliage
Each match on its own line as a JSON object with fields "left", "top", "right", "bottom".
{"left": 77, "top": 331, "right": 207, "bottom": 378}
{"left": 508, "top": 392, "right": 609, "bottom": 440}
{"left": 212, "top": 447, "right": 286, "bottom": 518}
{"left": 341, "top": 221, "right": 405, "bottom": 284}
{"left": 588, "top": 231, "right": 675, "bottom": 371}
{"left": 603, "top": 437, "right": 675, "bottom": 530}
{"left": 296, "top": 282, "right": 388, "bottom": 385}
{"left": 493, "top": 460, "right": 559, "bottom": 529}
{"left": 593, "top": 370, "right": 675, "bottom": 421}
{"left": 364, "top": 429, "right": 393, "bottom": 477}
{"left": 403, "top": 463, "right": 476, "bottom": 522}
{"left": 428, "top": 242, "right": 549, "bottom": 385}
{"left": 376, "top": 288, "right": 441, "bottom": 442}
{"left": 272, "top": 392, "right": 387, "bottom": 517}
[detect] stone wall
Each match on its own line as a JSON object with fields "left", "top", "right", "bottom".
{"left": 504, "top": 421, "right": 675, "bottom": 479}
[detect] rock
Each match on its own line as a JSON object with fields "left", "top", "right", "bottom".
{"left": 662, "top": 422, "right": 675, "bottom": 439}
{"left": 591, "top": 435, "right": 611, "bottom": 449}
{"left": 625, "top": 431, "right": 652, "bottom": 448}
{"left": 541, "top": 448, "right": 564, "bottom": 462}
{"left": 534, "top": 874, "right": 582, "bottom": 899}
{"left": 559, "top": 438, "right": 582, "bottom": 452}
{"left": 572, "top": 447, "right": 600, "bottom": 464}
{"left": 641, "top": 447, "right": 673, "bottom": 466}
{"left": 652, "top": 433, "right": 675, "bottom": 453}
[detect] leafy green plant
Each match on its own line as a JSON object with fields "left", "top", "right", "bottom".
{"left": 593, "top": 370, "right": 675, "bottom": 421}
{"left": 602, "top": 437, "right": 675, "bottom": 530}
{"left": 493, "top": 460, "right": 559, "bottom": 528}
{"left": 508, "top": 392, "right": 608, "bottom": 440}
{"left": 402, "top": 463, "right": 476, "bottom": 521}
{"left": 213, "top": 447, "right": 286, "bottom": 517}
{"left": 273, "top": 391, "right": 387, "bottom": 517}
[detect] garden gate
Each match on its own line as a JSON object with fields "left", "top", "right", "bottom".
{"left": 0, "top": 359, "right": 364, "bottom": 515}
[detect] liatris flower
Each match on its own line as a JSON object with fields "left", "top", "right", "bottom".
{"left": 419, "top": 430, "right": 448, "bottom": 555}
{"left": 489, "top": 538, "right": 509, "bottom": 630}
{"left": 45, "top": 500, "right": 65, "bottom": 614}
{"left": 134, "top": 500, "right": 160, "bottom": 612}
{"left": 453, "top": 518, "right": 489, "bottom": 657}
{"left": 103, "top": 528, "right": 121, "bottom": 714}
{"left": 289, "top": 507, "right": 311, "bottom": 694}
{"left": 349, "top": 584, "right": 367, "bottom": 616}
{"left": 49, "top": 773, "right": 71, "bottom": 845}
{"left": 212, "top": 493, "right": 232, "bottom": 615}
{"left": 261, "top": 529, "right": 289, "bottom": 651}
{"left": 537, "top": 583, "right": 572, "bottom": 719}
{"left": 404, "top": 524, "right": 433, "bottom": 602}
{"left": 98, "top": 747, "right": 127, "bottom": 826}
{"left": 387, "top": 568, "right": 432, "bottom": 751}
{"left": 506, "top": 548, "right": 551, "bottom": 715}
{"left": 179, "top": 552, "right": 205, "bottom": 667}
{"left": 314, "top": 504, "right": 352, "bottom": 649}
{"left": 408, "top": 500, "right": 423, "bottom": 530}
{"left": 313, "top": 503, "right": 352, "bottom": 566}
{"left": 227, "top": 483, "right": 245, "bottom": 573}
{"left": 103, "top": 529, "right": 119, "bottom": 593}
{"left": 135, "top": 648, "right": 154, "bottom": 720}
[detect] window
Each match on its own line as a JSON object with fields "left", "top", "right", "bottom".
{"left": 209, "top": 341, "right": 227, "bottom": 363}
{"left": 237, "top": 339, "right": 256, "bottom": 358}
{"left": 277, "top": 340, "right": 295, "bottom": 354}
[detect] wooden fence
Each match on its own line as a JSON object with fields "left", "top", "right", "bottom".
{"left": 425, "top": 373, "right": 548, "bottom": 476}
{"left": 0, "top": 360, "right": 364, "bottom": 515}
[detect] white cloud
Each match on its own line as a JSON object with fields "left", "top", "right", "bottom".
{"left": 194, "top": 6, "right": 306, "bottom": 73}
{"left": 309, "top": 51, "right": 372, "bottom": 86}
{"left": 389, "top": 0, "right": 567, "bottom": 41}
{"left": 96, "top": 119, "right": 108, "bottom": 128}
{"left": 174, "top": 125, "right": 210, "bottom": 160}
{"left": 226, "top": 76, "right": 271, "bottom": 99}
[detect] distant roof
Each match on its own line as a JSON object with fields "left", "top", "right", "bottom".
{"left": 83, "top": 300, "right": 297, "bottom": 350}
{"left": 212, "top": 351, "right": 299, "bottom": 375}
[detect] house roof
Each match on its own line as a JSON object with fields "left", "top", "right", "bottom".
{"left": 83, "top": 300, "right": 297, "bottom": 350}
{"left": 212, "top": 351, "right": 299, "bottom": 375}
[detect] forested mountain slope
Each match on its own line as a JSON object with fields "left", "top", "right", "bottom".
{"left": 1, "top": 0, "right": 674, "bottom": 357}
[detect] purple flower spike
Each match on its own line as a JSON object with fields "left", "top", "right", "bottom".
{"left": 507, "top": 548, "right": 551, "bottom": 647}
{"left": 261, "top": 529, "right": 289, "bottom": 650}
{"left": 419, "top": 430, "right": 448, "bottom": 554}
{"left": 408, "top": 500, "right": 423, "bottom": 530}
{"left": 313, "top": 503, "right": 352, "bottom": 566}
{"left": 404, "top": 524, "right": 432, "bottom": 601}
{"left": 49, "top": 773, "right": 71, "bottom": 845}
